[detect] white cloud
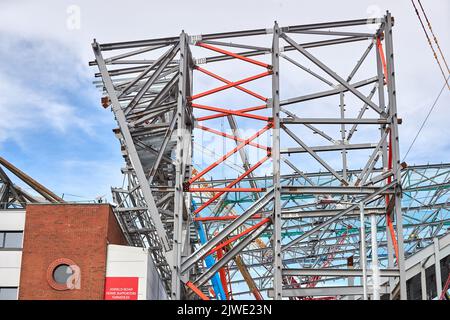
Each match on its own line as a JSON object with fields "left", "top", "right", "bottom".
{"left": 0, "top": 68, "right": 95, "bottom": 147}
{"left": 0, "top": 34, "right": 102, "bottom": 147}
{"left": 0, "top": 0, "right": 449, "bottom": 178}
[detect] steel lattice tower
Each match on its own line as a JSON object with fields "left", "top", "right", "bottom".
{"left": 91, "top": 12, "right": 450, "bottom": 300}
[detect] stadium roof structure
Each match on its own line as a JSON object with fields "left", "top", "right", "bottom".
{"left": 90, "top": 12, "right": 450, "bottom": 300}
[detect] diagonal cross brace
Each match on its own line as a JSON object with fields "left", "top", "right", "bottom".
{"left": 180, "top": 189, "right": 274, "bottom": 274}
{"left": 282, "top": 180, "right": 397, "bottom": 252}
{"left": 282, "top": 124, "right": 348, "bottom": 186}
{"left": 281, "top": 33, "right": 386, "bottom": 116}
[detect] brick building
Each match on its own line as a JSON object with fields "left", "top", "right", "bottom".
{"left": 0, "top": 203, "right": 167, "bottom": 300}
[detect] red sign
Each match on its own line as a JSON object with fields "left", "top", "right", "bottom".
{"left": 104, "top": 277, "right": 139, "bottom": 300}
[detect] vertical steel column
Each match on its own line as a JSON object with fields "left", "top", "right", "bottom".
{"left": 376, "top": 34, "right": 395, "bottom": 296}
{"left": 272, "top": 22, "right": 283, "bottom": 300}
{"left": 339, "top": 93, "right": 348, "bottom": 184}
{"left": 377, "top": 33, "right": 399, "bottom": 299}
{"left": 420, "top": 262, "right": 427, "bottom": 300}
{"left": 371, "top": 213, "right": 380, "bottom": 300}
{"left": 172, "top": 31, "right": 188, "bottom": 299}
{"left": 384, "top": 11, "right": 407, "bottom": 299}
{"left": 347, "top": 256, "right": 354, "bottom": 300}
{"left": 433, "top": 237, "right": 442, "bottom": 296}
{"left": 359, "top": 203, "right": 368, "bottom": 300}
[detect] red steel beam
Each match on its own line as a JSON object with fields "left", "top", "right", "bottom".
{"left": 188, "top": 124, "right": 271, "bottom": 184}
{"left": 195, "top": 66, "right": 268, "bottom": 102}
{"left": 196, "top": 104, "right": 268, "bottom": 122}
{"left": 216, "top": 247, "right": 230, "bottom": 300}
{"left": 192, "top": 103, "right": 270, "bottom": 122}
{"left": 193, "top": 214, "right": 263, "bottom": 222}
{"left": 197, "top": 42, "right": 272, "bottom": 69}
{"left": 197, "top": 124, "right": 269, "bottom": 151}
{"left": 207, "top": 218, "right": 271, "bottom": 256}
{"left": 377, "top": 37, "right": 388, "bottom": 84}
{"left": 192, "top": 155, "right": 270, "bottom": 215}
{"left": 186, "top": 281, "right": 210, "bottom": 300}
{"left": 385, "top": 131, "right": 400, "bottom": 262}
{"left": 190, "top": 71, "right": 272, "bottom": 101}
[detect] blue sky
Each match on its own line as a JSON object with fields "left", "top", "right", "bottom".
{"left": 0, "top": 0, "right": 449, "bottom": 201}
{"left": 0, "top": 32, "right": 123, "bottom": 201}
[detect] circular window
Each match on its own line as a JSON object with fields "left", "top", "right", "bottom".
{"left": 53, "top": 264, "right": 74, "bottom": 284}
{"left": 46, "top": 258, "right": 78, "bottom": 291}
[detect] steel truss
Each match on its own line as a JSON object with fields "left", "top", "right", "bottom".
{"left": 91, "top": 12, "right": 449, "bottom": 300}
{"left": 0, "top": 156, "right": 64, "bottom": 208}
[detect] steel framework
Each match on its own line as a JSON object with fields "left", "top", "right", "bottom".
{"left": 91, "top": 12, "right": 450, "bottom": 300}
{"left": 0, "top": 156, "right": 64, "bottom": 209}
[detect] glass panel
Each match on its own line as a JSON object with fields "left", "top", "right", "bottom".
{"left": 0, "top": 233, "right": 4, "bottom": 248}
{"left": 4, "top": 232, "right": 23, "bottom": 248}
{"left": 53, "top": 264, "right": 73, "bottom": 284}
{"left": 0, "top": 288, "right": 18, "bottom": 300}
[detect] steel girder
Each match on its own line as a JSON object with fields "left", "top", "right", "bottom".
{"left": 0, "top": 156, "right": 64, "bottom": 208}
{"left": 91, "top": 13, "right": 449, "bottom": 300}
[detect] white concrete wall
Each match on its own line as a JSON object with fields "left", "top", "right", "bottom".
{"left": 106, "top": 244, "right": 168, "bottom": 300}
{"left": 0, "top": 210, "right": 25, "bottom": 299}
{"left": 0, "top": 251, "right": 22, "bottom": 288}
{"left": 106, "top": 245, "right": 148, "bottom": 300}
{"left": 0, "top": 210, "right": 25, "bottom": 231}
{"left": 146, "top": 250, "right": 168, "bottom": 300}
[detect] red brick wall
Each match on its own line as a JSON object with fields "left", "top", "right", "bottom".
{"left": 107, "top": 209, "right": 127, "bottom": 245}
{"left": 19, "top": 204, "right": 127, "bottom": 300}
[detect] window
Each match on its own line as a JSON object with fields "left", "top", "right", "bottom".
{"left": 47, "top": 258, "right": 79, "bottom": 290}
{"left": 53, "top": 264, "right": 74, "bottom": 284}
{"left": 0, "top": 287, "right": 18, "bottom": 300}
{"left": 0, "top": 232, "right": 23, "bottom": 249}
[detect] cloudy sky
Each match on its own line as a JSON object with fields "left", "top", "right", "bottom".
{"left": 0, "top": 0, "right": 448, "bottom": 201}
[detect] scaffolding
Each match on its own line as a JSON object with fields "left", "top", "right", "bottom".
{"left": 91, "top": 12, "right": 450, "bottom": 300}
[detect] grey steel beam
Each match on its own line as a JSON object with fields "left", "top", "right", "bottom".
{"left": 346, "top": 41, "right": 375, "bottom": 82}
{"left": 281, "top": 143, "right": 376, "bottom": 154}
{"left": 281, "top": 186, "right": 394, "bottom": 195}
{"left": 0, "top": 157, "right": 64, "bottom": 203}
{"left": 282, "top": 268, "right": 400, "bottom": 277}
{"left": 281, "top": 108, "right": 335, "bottom": 143}
{"left": 272, "top": 22, "right": 283, "bottom": 300}
{"left": 355, "top": 128, "right": 390, "bottom": 186}
{"left": 433, "top": 238, "right": 443, "bottom": 296}
{"left": 203, "top": 37, "right": 369, "bottom": 64}
{"left": 282, "top": 208, "right": 386, "bottom": 219}
{"left": 268, "top": 285, "right": 389, "bottom": 298}
{"left": 384, "top": 11, "right": 407, "bottom": 300}
{"left": 292, "top": 30, "right": 375, "bottom": 38}
{"left": 171, "top": 32, "right": 189, "bottom": 300}
{"left": 347, "top": 85, "right": 378, "bottom": 140}
{"left": 282, "top": 18, "right": 382, "bottom": 32}
{"left": 280, "top": 77, "right": 378, "bottom": 106}
{"left": 280, "top": 53, "right": 334, "bottom": 86}
{"left": 281, "top": 118, "right": 389, "bottom": 125}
